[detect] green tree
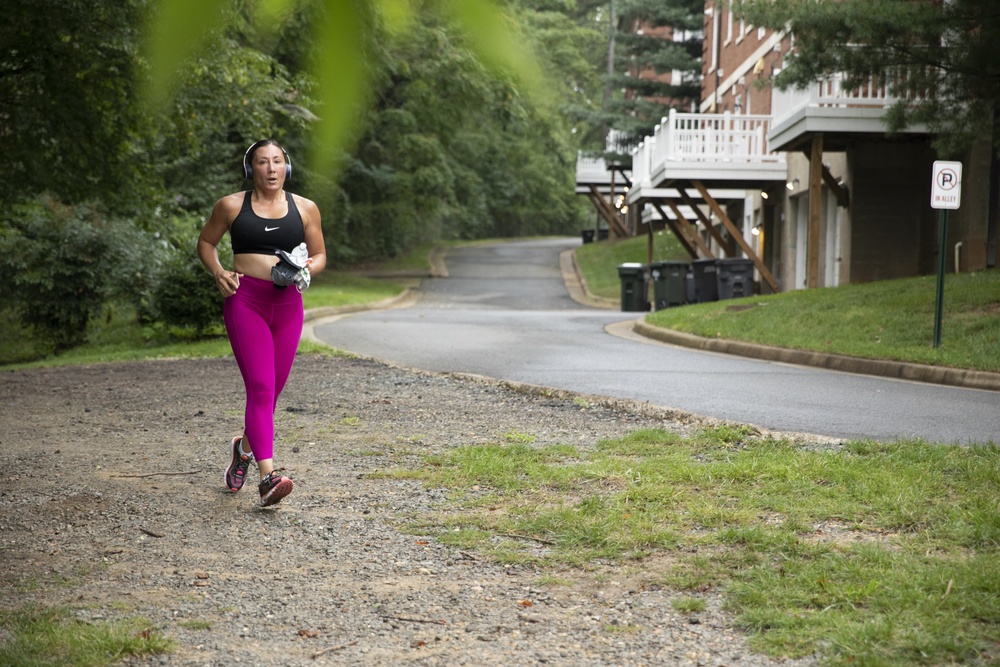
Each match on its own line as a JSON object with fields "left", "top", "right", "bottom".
{"left": 0, "top": 199, "right": 159, "bottom": 352}
{"left": 329, "top": 7, "right": 585, "bottom": 261}
{"left": 566, "top": 0, "right": 703, "bottom": 157}
{"left": 0, "top": 0, "right": 151, "bottom": 210}
{"left": 741, "top": 0, "right": 1000, "bottom": 157}
{"left": 145, "top": 0, "right": 545, "bottom": 177}
{"left": 151, "top": 27, "right": 315, "bottom": 219}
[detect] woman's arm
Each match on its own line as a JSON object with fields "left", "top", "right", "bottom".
{"left": 297, "top": 195, "right": 327, "bottom": 275}
{"left": 197, "top": 194, "right": 243, "bottom": 297}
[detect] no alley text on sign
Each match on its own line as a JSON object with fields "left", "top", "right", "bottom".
{"left": 931, "top": 161, "right": 962, "bottom": 210}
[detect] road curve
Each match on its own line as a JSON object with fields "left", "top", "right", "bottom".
{"left": 312, "top": 238, "right": 1000, "bottom": 444}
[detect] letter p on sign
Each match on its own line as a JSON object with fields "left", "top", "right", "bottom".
{"left": 931, "top": 161, "right": 962, "bottom": 210}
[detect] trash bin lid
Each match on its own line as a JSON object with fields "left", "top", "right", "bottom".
{"left": 617, "top": 262, "right": 646, "bottom": 276}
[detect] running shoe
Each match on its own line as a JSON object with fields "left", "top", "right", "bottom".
{"left": 259, "top": 469, "right": 293, "bottom": 507}
{"left": 224, "top": 436, "right": 253, "bottom": 492}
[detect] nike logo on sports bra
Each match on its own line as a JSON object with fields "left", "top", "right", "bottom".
{"left": 264, "top": 226, "right": 279, "bottom": 231}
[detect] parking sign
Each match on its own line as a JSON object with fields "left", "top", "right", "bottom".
{"left": 931, "top": 161, "right": 962, "bottom": 210}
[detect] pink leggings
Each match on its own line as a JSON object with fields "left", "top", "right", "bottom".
{"left": 223, "top": 276, "right": 303, "bottom": 461}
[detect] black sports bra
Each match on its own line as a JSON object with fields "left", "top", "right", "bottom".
{"left": 230, "top": 190, "right": 305, "bottom": 255}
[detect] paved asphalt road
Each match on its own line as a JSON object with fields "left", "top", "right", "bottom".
{"left": 313, "top": 238, "right": 999, "bottom": 444}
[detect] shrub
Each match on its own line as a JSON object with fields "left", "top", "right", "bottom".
{"left": 150, "top": 251, "right": 224, "bottom": 335}
{"left": 0, "top": 198, "right": 154, "bottom": 352}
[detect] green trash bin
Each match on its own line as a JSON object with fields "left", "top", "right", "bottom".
{"left": 617, "top": 263, "right": 648, "bottom": 312}
{"left": 650, "top": 261, "right": 689, "bottom": 310}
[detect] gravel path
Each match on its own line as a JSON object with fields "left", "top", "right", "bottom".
{"left": 0, "top": 355, "right": 821, "bottom": 666}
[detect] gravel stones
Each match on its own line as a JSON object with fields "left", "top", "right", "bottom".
{"left": 0, "top": 355, "right": 818, "bottom": 666}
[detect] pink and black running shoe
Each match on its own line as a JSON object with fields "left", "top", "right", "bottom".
{"left": 259, "top": 469, "right": 293, "bottom": 507}
{"left": 224, "top": 436, "right": 253, "bottom": 492}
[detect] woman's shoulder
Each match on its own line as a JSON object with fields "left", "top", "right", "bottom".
{"left": 213, "top": 190, "right": 249, "bottom": 215}
{"left": 288, "top": 191, "right": 316, "bottom": 206}
{"left": 289, "top": 192, "right": 320, "bottom": 216}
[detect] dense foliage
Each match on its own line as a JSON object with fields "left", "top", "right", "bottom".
{"left": 0, "top": 0, "right": 621, "bottom": 356}
{"left": 0, "top": 0, "right": 151, "bottom": 211}
{"left": 0, "top": 199, "right": 160, "bottom": 351}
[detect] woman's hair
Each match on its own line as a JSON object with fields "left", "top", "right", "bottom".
{"left": 243, "top": 140, "right": 291, "bottom": 181}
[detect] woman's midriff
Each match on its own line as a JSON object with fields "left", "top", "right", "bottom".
{"left": 233, "top": 253, "right": 281, "bottom": 281}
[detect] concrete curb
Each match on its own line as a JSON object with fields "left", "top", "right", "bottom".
{"left": 562, "top": 247, "right": 999, "bottom": 392}
{"left": 632, "top": 320, "right": 1000, "bottom": 392}
{"left": 559, "top": 249, "right": 618, "bottom": 310}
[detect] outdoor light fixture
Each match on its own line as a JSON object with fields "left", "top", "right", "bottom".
{"left": 760, "top": 191, "right": 769, "bottom": 200}
{"left": 786, "top": 177, "right": 799, "bottom": 190}
{"left": 751, "top": 224, "right": 761, "bottom": 236}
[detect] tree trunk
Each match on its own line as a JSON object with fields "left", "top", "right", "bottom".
{"left": 602, "top": 0, "right": 616, "bottom": 150}
{"left": 988, "top": 105, "right": 999, "bottom": 268}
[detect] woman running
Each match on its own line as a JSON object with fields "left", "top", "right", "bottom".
{"left": 197, "top": 139, "right": 326, "bottom": 506}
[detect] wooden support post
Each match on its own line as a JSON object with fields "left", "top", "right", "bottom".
{"left": 797, "top": 148, "right": 848, "bottom": 209}
{"left": 647, "top": 220, "right": 654, "bottom": 265}
{"left": 587, "top": 185, "right": 629, "bottom": 238}
{"left": 653, "top": 201, "right": 712, "bottom": 259}
{"left": 690, "top": 180, "right": 781, "bottom": 293}
{"left": 821, "top": 165, "right": 849, "bottom": 208}
{"left": 808, "top": 135, "right": 823, "bottom": 288}
{"left": 676, "top": 187, "right": 731, "bottom": 253}
{"left": 609, "top": 168, "right": 616, "bottom": 237}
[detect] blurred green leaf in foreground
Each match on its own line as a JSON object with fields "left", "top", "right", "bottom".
{"left": 143, "top": 0, "right": 545, "bottom": 176}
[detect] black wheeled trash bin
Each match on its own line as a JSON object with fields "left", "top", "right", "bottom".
{"left": 716, "top": 258, "right": 755, "bottom": 300}
{"left": 617, "top": 263, "right": 648, "bottom": 312}
{"left": 581, "top": 229, "right": 595, "bottom": 244}
{"left": 650, "top": 260, "right": 689, "bottom": 310}
{"left": 691, "top": 258, "right": 719, "bottom": 303}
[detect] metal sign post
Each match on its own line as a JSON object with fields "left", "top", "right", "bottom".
{"left": 930, "top": 161, "right": 962, "bottom": 348}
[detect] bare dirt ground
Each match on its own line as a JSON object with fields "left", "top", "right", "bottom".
{"left": 0, "top": 354, "right": 820, "bottom": 666}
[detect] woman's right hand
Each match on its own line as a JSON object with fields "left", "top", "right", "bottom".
{"left": 214, "top": 270, "right": 242, "bottom": 297}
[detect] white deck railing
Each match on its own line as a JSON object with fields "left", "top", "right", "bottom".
{"left": 652, "top": 109, "right": 782, "bottom": 167}
{"left": 771, "top": 71, "right": 928, "bottom": 128}
{"left": 575, "top": 153, "right": 609, "bottom": 183}
{"left": 630, "top": 137, "right": 656, "bottom": 186}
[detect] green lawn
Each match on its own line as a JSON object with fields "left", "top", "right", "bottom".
{"left": 575, "top": 235, "right": 1000, "bottom": 373}
{"left": 575, "top": 230, "right": 688, "bottom": 297}
{"left": 394, "top": 426, "right": 1000, "bottom": 665}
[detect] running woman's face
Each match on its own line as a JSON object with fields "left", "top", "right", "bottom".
{"left": 250, "top": 145, "right": 287, "bottom": 190}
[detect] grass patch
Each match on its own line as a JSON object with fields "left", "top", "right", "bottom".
{"left": 303, "top": 270, "right": 407, "bottom": 309}
{"left": 394, "top": 428, "right": 1000, "bottom": 665}
{"left": 0, "top": 303, "right": 232, "bottom": 369}
{"left": 345, "top": 241, "right": 443, "bottom": 273}
{"left": 641, "top": 269, "right": 1000, "bottom": 373}
{"left": 671, "top": 596, "right": 707, "bottom": 614}
{"left": 0, "top": 271, "right": 408, "bottom": 369}
{"left": 0, "top": 605, "right": 172, "bottom": 666}
{"left": 575, "top": 232, "right": 687, "bottom": 299}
